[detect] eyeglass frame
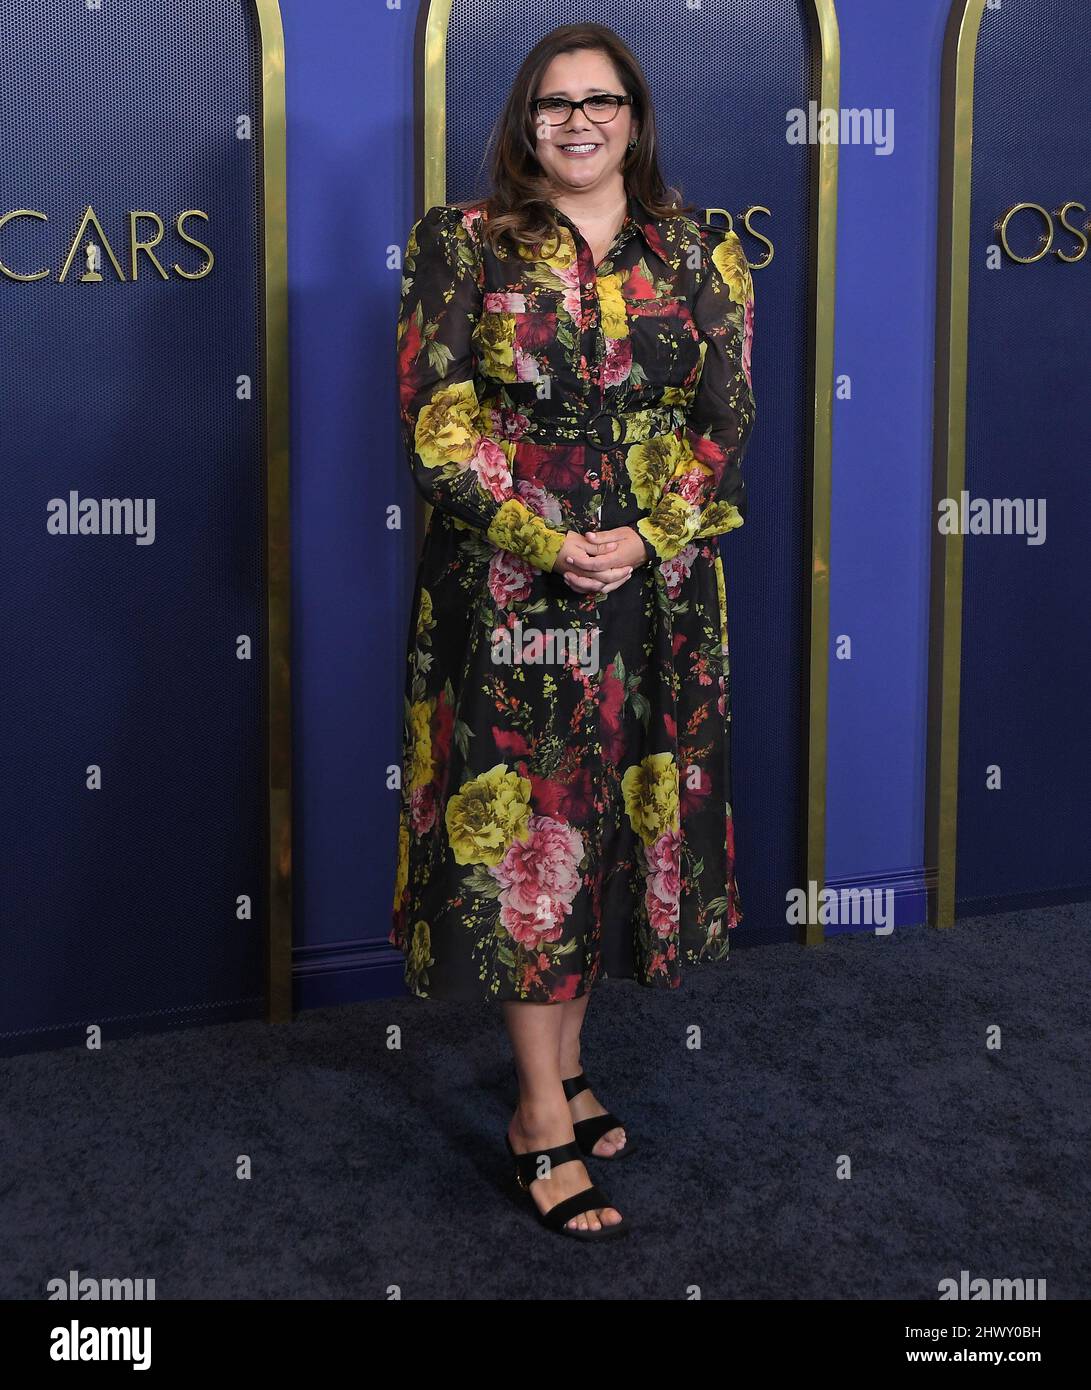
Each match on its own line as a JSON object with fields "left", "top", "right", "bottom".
{"left": 530, "top": 93, "right": 635, "bottom": 126}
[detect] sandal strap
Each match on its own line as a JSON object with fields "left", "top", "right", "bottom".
{"left": 561, "top": 1072, "right": 590, "bottom": 1101}
{"left": 511, "top": 1139, "right": 584, "bottom": 1188}
{"left": 541, "top": 1183, "right": 613, "bottom": 1233}
{"left": 573, "top": 1111, "right": 624, "bottom": 1149}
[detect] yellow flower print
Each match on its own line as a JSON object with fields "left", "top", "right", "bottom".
{"left": 619, "top": 413, "right": 657, "bottom": 444}
{"left": 409, "top": 919, "right": 433, "bottom": 976}
{"left": 712, "top": 235, "right": 752, "bottom": 308}
{"left": 393, "top": 818, "right": 409, "bottom": 909}
{"left": 638, "top": 492, "right": 700, "bottom": 562}
{"left": 486, "top": 498, "right": 565, "bottom": 573}
{"left": 416, "top": 587, "right": 433, "bottom": 635}
{"left": 415, "top": 379, "right": 479, "bottom": 468}
{"left": 622, "top": 753, "right": 680, "bottom": 846}
{"left": 477, "top": 312, "right": 518, "bottom": 382}
{"left": 695, "top": 500, "right": 744, "bottom": 541}
{"left": 625, "top": 432, "right": 692, "bottom": 510}
{"left": 714, "top": 553, "right": 728, "bottom": 653}
{"left": 595, "top": 273, "right": 629, "bottom": 339}
{"left": 407, "top": 699, "right": 434, "bottom": 792}
{"left": 445, "top": 763, "right": 533, "bottom": 866}
{"left": 519, "top": 223, "right": 578, "bottom": 272}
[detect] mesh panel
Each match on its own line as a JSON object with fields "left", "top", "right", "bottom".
{"left": 0, "top": 0, "right": 267, "bottom": 1051}
{"left": 445, "top": 0, "right": 813, "bottom": 943}
{"left": 957, "top": 0, "right": 1091, "bottom": 912}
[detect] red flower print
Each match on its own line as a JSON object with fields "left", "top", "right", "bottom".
{"left": 514, "top": 442, "right": 585, "bottom": 493}
{"left": 680, "top": 764, "right": 711, "bottom": 820}
{"left": 531, "top": 767, "right": 594, "bottom": 823}
{"left": 397, "top": 316, "right": 422, "bottom": 413}
{"left": 493, "top": 726, "right": 531, "bottom": 759}
{"left": 598, "top": 661, "right": 627, "bottom": 763}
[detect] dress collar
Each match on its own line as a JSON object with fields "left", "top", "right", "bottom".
{"left": 547, "top": 190, "right": 687, "bottom": 274}
{"left": 626, "top": 191, "right": 685, "bottom": 272}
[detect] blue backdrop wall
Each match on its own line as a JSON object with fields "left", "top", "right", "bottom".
{"left": 290, "top": 0, "right": 954, "bottom": 1004}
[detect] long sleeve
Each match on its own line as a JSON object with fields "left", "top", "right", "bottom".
{"left": 395, "top": 204, "right": 568, "bottom": 572}
{"left": 636, "top": 225, "right": 756, "bottom": 564}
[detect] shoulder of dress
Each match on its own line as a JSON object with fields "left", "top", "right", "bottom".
{"left": 410, "top": 205, "right": 488, "bottom": 272}
{"left": 415, "top": 203, "right": 487, "bottom": 235}
{"left": 691, "top": 218, "right": 741, "bottom": 252}
{"left": 433, "top": 202, "right": 489, "bottom": 228}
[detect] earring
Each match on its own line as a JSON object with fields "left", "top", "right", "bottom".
{"left": 627, "top": 137, "right": 637, "bottom": 149}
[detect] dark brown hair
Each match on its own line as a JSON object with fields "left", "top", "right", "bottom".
{"left": 453, "top": 23, "right": 693, "bottom": 257}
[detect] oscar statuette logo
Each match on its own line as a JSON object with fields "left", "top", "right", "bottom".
{"left": 80, "top": 241, "right": 102, "bottom": 283}
{"left": 0, "top": 204, "right": 214, "bottom": 282}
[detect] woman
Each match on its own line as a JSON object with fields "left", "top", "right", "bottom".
{"left": 391, "top": 22, "right": 755, "bottom": 1241}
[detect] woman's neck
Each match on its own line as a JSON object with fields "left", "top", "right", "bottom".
{"left": 549, "top": 179, "right": 628, "bottom": 229}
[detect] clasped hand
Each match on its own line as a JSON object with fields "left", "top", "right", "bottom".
{"left": 552, "top": 525, "right": 648, "bottom": 594}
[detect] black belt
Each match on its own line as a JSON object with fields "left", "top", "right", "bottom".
{"left": 499, "top": 404, "right": 686, "bottom": 452}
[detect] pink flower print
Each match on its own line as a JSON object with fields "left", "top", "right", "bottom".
{"left": 645, "top": 828, "right": 681, "bottom": 938}
{"left": 553, "top": 264, "right": 581, "bottom": 319}
{"left": 661, "top": 543, "right": 698, "bottom": 599}
{"left": 469, "top": 436, "right": 514, "bottom": 501}
{"left": 484, "top": 290, "right": 527, "bottom": 313}
{"left": 488, "top": 405, "right": 531, "bottom": 441}
{"left": 491, "top": 815, "right": 585, "bottom": 947}
{"left": 515, "top": 480, "right": 564, "bottom": 528}
{"left": 513, "top": 344, "right": 542, "bottom": 382}
{"left": 674, "top": 468, "right": 709, "bottom": 507}
{"left": 600, "top": 335, "right": 633, "bottom": 388}
{"left": 410, "top": 782, "right": 436, "bottom": 836}
{"left": 488, "top": 549, "right": 534, "bottom": 606}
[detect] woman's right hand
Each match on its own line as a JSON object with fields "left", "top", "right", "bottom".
{"left": 553, "top": 531, "right": 634, "bottom": 595}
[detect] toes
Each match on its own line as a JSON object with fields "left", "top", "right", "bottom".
{"left": 593, "top": 1127, "right": 626, "bottom": 1158}
{"left": 565, "top": 1207, "right": 619, "bottom": 1231}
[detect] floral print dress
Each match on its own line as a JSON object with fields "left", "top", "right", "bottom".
{"left": 390, "top": 190, "right": 756, "bottom": 1002}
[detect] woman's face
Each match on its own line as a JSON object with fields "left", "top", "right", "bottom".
{"left": 531, "top": 48, "right": 639, "bottom": 196}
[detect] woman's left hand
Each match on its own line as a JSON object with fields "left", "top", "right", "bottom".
{"left": 561, "top": 526, "right": 647, "bottom": 594}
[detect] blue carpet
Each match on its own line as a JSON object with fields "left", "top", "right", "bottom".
{"left": 3, "top": 905, "right": 1088, "bottom": 1299}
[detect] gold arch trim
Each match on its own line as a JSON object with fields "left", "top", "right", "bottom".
{"left": 418, "top": 2, "right": 840, "bottom": 944}
{"left": 927, "top": 0, "right": 987, "bottom": 929}
{"left": 253, "top": 0, "right": 293, "bottom": 1019}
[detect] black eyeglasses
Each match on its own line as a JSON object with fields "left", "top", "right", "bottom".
{"left": 531, "top": 93, "right": 634, "bottom": 126}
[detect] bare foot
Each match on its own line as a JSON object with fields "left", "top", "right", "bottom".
{"left": 508, "top": 1101, "right": 624, "bottom": 1232}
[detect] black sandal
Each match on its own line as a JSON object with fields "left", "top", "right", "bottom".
{"left": 563, "top": 1072, "right": 636, "bottom": 1161}
{"left": 504, "top": 1134, "right": 629, "bottom": 1241}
